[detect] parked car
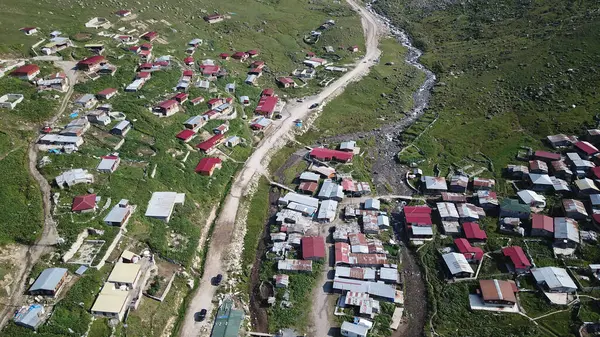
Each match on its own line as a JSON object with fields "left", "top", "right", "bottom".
{"left": 309, "top": 102, "right": 319, "bottom": 109}
{"left": 196, "top": 309, "right": 207, "bottom": 321}
{"left": 212, "top": 273, "right": 223, "bottom": 286}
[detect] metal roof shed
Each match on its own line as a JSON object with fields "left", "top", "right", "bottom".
{"left": 341, "top": 321, "right": 369, "bottom": 337}
{"left": 211, "top": 298, "right": 244, "bottom": 337}
{"left": 531, "top": 267, "right": 577, "bottom": 292}
{"left": 442, "top": 252, "right": 474, "bottom": 275}
{"left": 29, "top": 268, "right": 68, "bottom": 294}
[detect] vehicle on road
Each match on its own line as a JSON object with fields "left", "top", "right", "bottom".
{"left": 296, "top": 98, "right": 304, "bottom": 102}
{"left": 195, "top": 309, "right": 207, "bottom": 321}
{"left": 309, "top": 103, "right": 319, "bottom": 109}
{"left": 212, "top": 273, "right": 223, "bottom": 286}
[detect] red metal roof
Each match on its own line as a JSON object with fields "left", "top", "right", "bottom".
{"left": 158, "top": 99, "right": 178, "bottom": 109}
{"left": 207, "top": 98, "right": 222, "bottom": 106}
{"left": 335, "top": 242, "right": 350, "bottom": 264}
{"left": 195, "top": 157, "right": 222, "bottom": 173}
{"left": 137, "top": 71, "right": 151, "bottom": 78}
{"left": 12, "top": 64, "right": 40, "bottom": 76}
{"left": 298, "top": 181, "right": 318, "bottom": 193}
{"left": 97, "top": 88, "right": 117, "bottom": 96}
{"left": 405, "top": 213, "right": 432, "bottom": 225}
{"left": 140, "top": 43, "right": 152, "bottom": 50}
{"left": 173, "top": 93, "right": 188, "bottom": 100}
{"left": 232, "top": 51, "right": 247, "bottom": 59}
{"left": 278, "top": 77, "right": 294, "bottom": 85}
{"left": 404, "top": 206, "right": 432, "bottom": 214}
{"left": 184, "top": 57, "right": 194, "bottom": 64}
{"left": 575, "top": 141, "right": 599, "bottom": 155}
{"left": 247, "top": 49, "right": 259, "bottom": 55}
{"left": 182, "top": 69, "right": 193, "bottom": 77}
{"left": 255, "top": 96, "right": 279, "bottom": 114}
{"left": 190, "top": 96, "right": 204, "bottom": 104}
{"left": 200, "top": 64, "right": 220, "bottom": 75}
{"left": 531, "top": 213, "right": 554, "bottom": 232}
{"left": 591, "top": 167, "right": 600, "bottom": 180}
{"left": 261, "top": 88, "right": 274, "bottom": 97}
{"left": 219, "top": 53, "right": 230, "bottom": 58}
{"left": 502, "top": 246, "right": 531, "bottom": 269}
{"left": 462, "top": 222, "right": 487, "bottom": 240}
{"left": 534, "top": 150, "right": 561, "bottom": 161}
{"left": 302, "top": 236, "right": 326, "bottom": 260}
{"left": 176, "top": 129, "right": 195, "bottom": 141}
{"left": 139, "top": 63, "right": 152, "bottom": 69}
{"left": 78, "top": 55, "right": 105, "bottom": 66}
{"left": 115, "top": 9, "right": 131, "bottom": 16}
{"left": 309, "top": 148, "right": 353, "bottom": 162}
{"left": 454, "top": 238, "right": 483, "bottom": 261}
{"left": 141, "top": 31, "right": 158, "bottom": 40}
{"left": 72, "top": 194, "right": 97, "bottom": 212}
{"left": 196, "top": 134, "right": 224, "bottom": 152}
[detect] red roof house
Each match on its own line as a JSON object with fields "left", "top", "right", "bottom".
{"left": 20, "top": 27, "right": 38, "bottom": 35}
{"left": 502, "top": 246, "right": 531, "bottom": 273}
{"left": 172, "top": 92, "right": 189, "bottom": 104}
{"left": 349, "top": 45, "right": 359, "bottom": 52}
{"left": 255, "top": 96, "right": 279, "bottom": 116}
{"left": 184, "top": 56, "right": 194, "bottom": 65}
{"left": 454, "top": 238, "right": 483, "bottom": 262}
{"left": 232, "top": 51, "right": 248, "bottom": 61}
{"left": 277, "top": 77, "right": 296, "bottom": 88}
{"left": 219, "top": 53, "right": 230, "bottom": 60}
{"left": 247, "top": 49, "right": 259, "bottom": 58}
{"left": 335, "top": 242, "right": 351, "bottom": 264}
{"left": 141, "top": 31, "right": 158, "bottom": 42}
{"left": 72, "top": 194, "right": 97, "bottom": 213}
{"left": 302, "top": 236, "right": 326, "bottom": 261}
{"left": 136, "top": 71, "right": 151, "bottom": 79}
{"left": 306, "top": 51, "right": 316, "bottom": 57}
{"left": 77, "top": 56, "right": 106, "bottom": 71}
{"left": 298, "top": 181, "right": 319, "bottom": 194}
{"left": 462, "top": 222, "right": 487, "bottom": 241}
{"left": 196, "top": 134, "right": 224, "bottom": 153}
{"left": 115, "top": 9, "right": 132, "bottom": 17}
{"left": 97, "top": 88, "right": 117, "bottom": 100}
{"left": 140, "top": 43, "right": 152, "bottom": 51}
{"left": 195, "top": 157, "right": 222, "bottom": 176}
{"left": 11, "top": 64, "right": 40, "bottom": 80}
{"left": 200, "top": 64, "right": 220, "bottom": 76}
{"left": 155, "top": 99, "right": 179, "bottom": 116}
{"left": 531, "top": 214, "right": 554, "bottom": 237}
{"left": 261, "top": 88, "right": 275, "bottom": 97}
{"left": 575, "top": 141, "right": 599, "bottom": 157}
{"left": 309, "top": 148, "right": 353, "bottom": 163}
{"left": 404, "top": 206, "right": 433, "bottom": 226}
{"left": 176, "top": 129, "right": 196, "bottom": 142}
{"left": 533, "top": 150, "right": 561, "bottom": 162}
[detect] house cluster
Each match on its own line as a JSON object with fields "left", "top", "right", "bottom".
{"left": 91, "top": 250, "right": 145, "bottom": 321}
{"left": 36, "top": 72, "right": 69, "bottom": 92}
{"left": 76, "top": 55, "right": 117, "bottom": 78}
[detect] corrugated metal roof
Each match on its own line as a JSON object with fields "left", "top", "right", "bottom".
{"left": 29, "top": 268, "right": 67, "bottom": 292}
{"left": 442, "top": 252, "right": 474, "bottom": 275}
{"left": 211, "top": 298, "right": 244, "bottom": 337}
{"left": 554, "top": 217, "right": 580, "bottom": 243}
{"left": 532, "top": 267, "right": 577, "bottom": 290}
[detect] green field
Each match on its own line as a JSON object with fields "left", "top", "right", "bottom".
{"left": 373, "top": 0, "right": 600, "bottom": 175}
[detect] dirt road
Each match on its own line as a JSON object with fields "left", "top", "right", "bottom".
{"left": 0, "top": 61, "right": 77, "bottom": 329}
{"left": 178, "top": 1, "right": 386, "bottom": 336}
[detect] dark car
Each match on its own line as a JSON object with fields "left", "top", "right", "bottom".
{"left": 212, "top": 273, "right": 223, "bottom": 286}
{"left": 309, "top": 103, "right": 319, "bottom": 109}
{"left": 196, "top": 309, "right": 207, "bottom": 321}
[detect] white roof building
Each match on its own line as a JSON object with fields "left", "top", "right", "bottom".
{"left": 442, "top": 252, "right": 474, "bottom": 276}
{"left": 517, "top": 190, "right": 546, "bottom": 207}
{"left": 437, "top": 202, "right": 459, "bottom": 219}
{"left": 55, "top": 169, "right": 93, "bottom": 188}
{"left": 340, "top": 141, "right": 356, "bottom": 151}
{"left": 364, "top": 198, "right": 380, "bottom": 210}
{"left": 317, "top": 199, "right": 338, "bottom": 222}
{"left": 299, "top": 171, "right": 320, "bottom": 182}
{"left": 554, "top": 217, "right": 580, "bottom": 244}
{"left": 278, "top": 192, "right": 319, "bottom": 209}
{"left": 531, "top": 267, "right": 577, "bottom": 292}
{"left": 423, "top": 176, "right": 448, "bottom": 192}
{"left": 145, "top": 192, "right": 185, "bottom": 222}
{"left": 318, "top": 179, "right": 344, "bottom": 200}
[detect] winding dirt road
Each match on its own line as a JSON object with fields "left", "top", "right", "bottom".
{"left": 179, "top": 1, "right": 386, "bottom": 336}
{"left": 0, "top": 60, "right": 77, "bottom": 329}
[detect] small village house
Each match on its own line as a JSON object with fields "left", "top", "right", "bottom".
{"left": 14, "top": 304, "right": 45, "bottom": 330}
{"left": 477, "top": 190, "right": 499, "bottom": 210}
{"left": 277, "top": 77, "right": 296, "bottom": 88}
{"left": 232, "top": 51, "right": 249, "bottom": 62}
{"left": 422, "top": 176, "right": 448, "bottom": 194}
{"left": 531, "top": 267, "right": 577, "bottom": 293}
{"left": 11, "top": 64, "right": 40, "bottom": 80}
{"left": 502, "top": 246, "right": 531, "bottom": 273}
{"left": 529, "top": 160, "right": 549, "bottom": 174}
{"left": 71, "top": 194, "right": 97, "bottom": 213}
{"left": 547, "top": 134, "right": 577, "bottom": 149}
{"left": 499, "top": 199, "right": 531, "bottom": 219}
{"left": 103, "top": 200, "right": 133, "bottom": 226}
{"left": 442, "top": 252, "right": 474, "bottom": 279}
{"left": 302, "top": 236, "right": 326, "bottom": 261}
{"left": 75, "top": 94, "right": 98, "bottom": 109}
{"left": 97, "top": 155, "right": 120, "bottom": 173}
{"left": 110, "top": 120, "right": 132, "bottom": 137}
{"left": 91, "top": 283, "right": 129, "bottom": 321}
{"left": 517, "top": 189, "right": 546, "bottom": 208}
{"left": 562, "top": 199, "right": 588, "bottom": 219}
{"left": 176, "top": 129, "right": 196, "bottom": 143}
{"left": 531, "top": 214, "right": 554, "bottom": 237}
{"left": 195, "top": 157, "right": 222, "bottom": 176}
{"left": 310, "top": 147, "right": 353, "bottom": 163}
{"left": 213, "top": 123, "right": 229, "bottom": 135}
{"left": 20, "top": 27, "right": 38, "bottom": 35}
{"left": 145, "top": 192, "right": 185, "bottom": 223}
{"left": 204, "top": 14, "right": 225, "bottom": 24}
{"left": 140, "top": 31, "right": 158, "bottom": 42}
{"left": 196, "top": 134, "right": 225, "bottom": 154}
{"left": 225, "top": 136, "right": 240, "bottom": 148}
{"left": 28, "top": 268, "right": 68, "bottom": 297}
{"left": 477, "top": 279, "right": 518, "bottom": 307}
{"left": 184, "top": 115, "right": 204, "bottom": 130}
{"left": 454, "top": 238, "right": 483, "bottom": 262}
{"left": 115, "top": 9, "right": 132, "bottom": 17}
{"left": 449, "top": 175, "right": 468, "bottom": 193}
{"left": 340, "top": 321, "right": 368, "bottom": 337}
{"left": 97, "top": 88, "right": 117, "bottom": 100}
{"left": 472, "top": 177, "right": 495, "bottom": 191}
{"left": 527, "top": 173, "right": 554, "bottom": 191}
{"left": 154, "top": 99, "right": 180, "bottom": 117}
{"left": 462, "top": 222, "right": 487, "bottom": 242}
{"left": 554, "top": 217, "right": 580, "bottom": 248}
{"left": 77, "top": 55, "right": 106, "bottom": 72}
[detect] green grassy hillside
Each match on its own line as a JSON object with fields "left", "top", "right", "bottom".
{"left": 374, "top": 0, "right": 600, "bottom": 174}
